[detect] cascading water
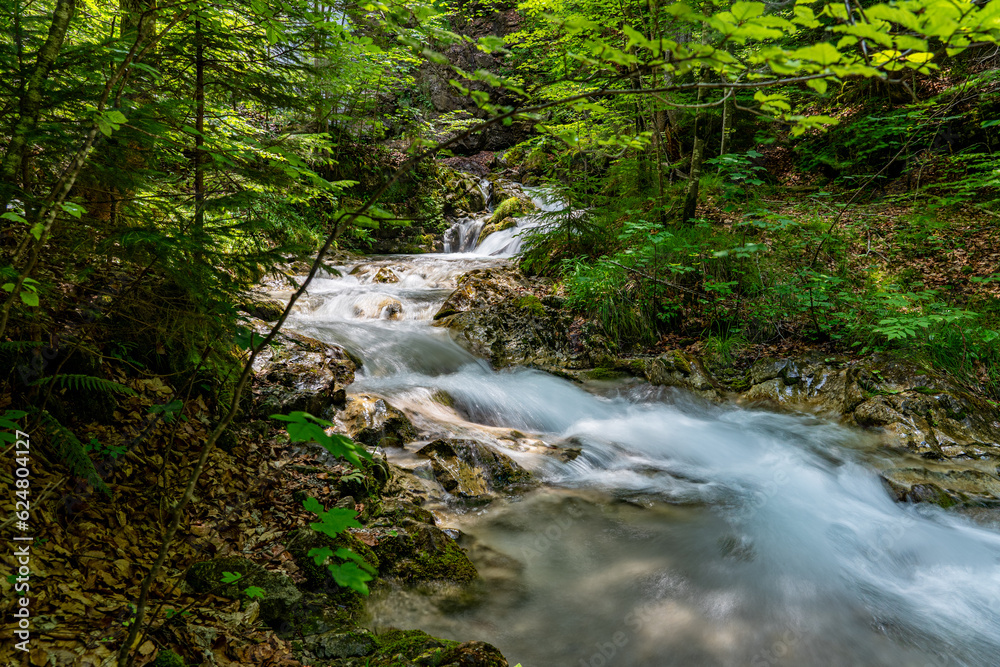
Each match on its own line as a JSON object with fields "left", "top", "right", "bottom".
{"left": 280, "top": 214, "right": 1000, "bottom": 666}
{"left": 442, "top": 186, "right": 563, "bottom": 256}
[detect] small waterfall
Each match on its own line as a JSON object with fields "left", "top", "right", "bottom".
{"left": 442, "top": 216, "right": 487, "bottom": 253}
{"left": 478, "top": 178, "right": 494, "bottom": 211}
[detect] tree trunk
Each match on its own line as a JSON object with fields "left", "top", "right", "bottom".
{"left": 0, "top": 0, "right": 76, "bottom": 214}
{"left": 681, "top": 78, "right": 706, "bottom": 223}
{"left": 719, "top": 89, "right": 735, "bottom": 158}
{"left": 194, "top": 17, "right": 205, "bottom": 233}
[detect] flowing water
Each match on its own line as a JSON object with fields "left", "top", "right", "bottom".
{"left": 282, "top": 199, "right": 1000, "bottom": 667}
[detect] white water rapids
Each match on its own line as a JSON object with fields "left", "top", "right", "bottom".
{"left": 280, "top": 197, "right": 1000, "bottom": 667}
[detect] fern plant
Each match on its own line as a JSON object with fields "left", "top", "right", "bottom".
{"left": 30, "top": 374, "right": 136, "bottom": 396}
{"left": 37, "top": 410, "right": 111, "bottom": 495}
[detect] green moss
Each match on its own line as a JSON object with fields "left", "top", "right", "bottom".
{"left": 671, "top": 350, "right": 693, "bottom": 374}
{"left": 628, "top": 358, "right": 648, "bottom": 375}
{"left": 586, "top": 366, "right": 625, "bottom": 381}
{"left": 488, "top": 197, "right": 525, "bottom": 225}
{"left": 373, "top": 523, "right": 478, "bottom": 583}
{"left": 360, "top": 630, "right": 458, "bottom": 667}
{"left": 516, "top": 295, "right": 545, "bottom": 317}
{"left": 431, "top": 389, "right": 455, "bottom": 407}
{"left": 410, "top": 539, "right": 478, "bottom": 582}
{"left": 150, "top": 650, "right": 186, "bottom": 667}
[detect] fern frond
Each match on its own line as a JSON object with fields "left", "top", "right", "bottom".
{"left": 38, "top": 410, "right": 111, "bottom": 496}
{"left": 0, "top": 340, "right": 46, "bottom": 358}
{"left": 31, "top": 374, "right": 136, "bottom": 396}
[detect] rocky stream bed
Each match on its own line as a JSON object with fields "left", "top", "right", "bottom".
{"left": 206, "top": 212, "right": 1000, "bottom": 667}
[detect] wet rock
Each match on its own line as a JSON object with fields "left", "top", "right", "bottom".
{"left": 346, "top": 294, "right": 404, "bottom": 320}
{"left": 239, "top": 292, "right": 285, "bottom": 322}
{"left": 251, "top": 324, "right": 355, "bottom": 419}
{"left": 373, "top": 267, "right": 400, "bottom": 284}
{"left": 749, "top": 358, "right": 802, "bottom": 386}
{"left": 436, "top": 295, "right": 599, "bottom": 371}
{"left": 433, "top": 267, "right": 526, "bottom": 320}
{"left": 880, "top": 467, "right": 1000, "bottom": 507}
{"left": 644, "top": 350, "right": 720, "bottom": 396}
{"left": 476, "top": 216, "right": 516, "bottom": 246}
{"left": 336, "top": 394, "right": 418, "bottom": 447}
{"left": 416, "top": 439, "right": 531, "bottom": 497}
{"left": 438, "top": 166, "right": 487, "bottom": 214}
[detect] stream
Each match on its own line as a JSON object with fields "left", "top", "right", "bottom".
{"left": 281, "top": 199, "right": 1000, "bottom": 667}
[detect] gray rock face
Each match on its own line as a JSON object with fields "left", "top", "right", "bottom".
{"left": 301, "top": 630, "right": 377, "bottom": 660}
{"left": 250, "top": 323, "right": 356, "bottom": 419}
{"left": 436, "top": 295, "right": 604, "bottom": 372}
{"left": 645, "top": 352, "right": 1000, "bottom": 506}
{"left": 433, "top": 267, "right": 524, "bottom": 320}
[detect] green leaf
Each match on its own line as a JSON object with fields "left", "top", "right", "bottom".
{"left": 310, "top": 507, "right": 362, "bottom": 538}
{"left": 244, "top": 586, "right": 266, "bottom": 599}
{"left": 302, "top": 496, "right": 325, "bottom": 514}
{"left": 327, "top": 561, "right": 373, "bottom": 595}
{"left": 308, "top": 546, "right": 335, "bottom": 566}
{"left": 220, "top": 572, "right": 243, "bottom": 584}
{"left": 60, "top": 202, "right": 86, "bottom": 219}
{"left": 334, "top": 547, "right": 377, "bottom": 575}
{"left": 19, "top": 291, "right": 39, "bottom": 307}
{"left": 1, "top": 212, "right": 27, "bottom": 224}
{"left": 806, "top": 78, "right": 828, "bottom": 94}
{"left": 730, "top": 1, "right": 765, "bottom": 21}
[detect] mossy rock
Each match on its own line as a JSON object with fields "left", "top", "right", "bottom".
{"left": 416, "top": 439, "right": 532, "bottom": 497}
{"left": 476, "top": 216, "right": 516, "bottom": 245}
{"left": 239, "top": 294, "right": 285, "bottom": 322}
{"left": 373, "top": 522, "right": 478, "bottom": 583}
{"left": 487, "top": 197, "right": 526, "bottom": 226}
{"left": 185, "top": 556, "right": 357, "bottom": 636}
{"left": 150, "top": 650, "right": 186, "bottom": 667}
{"left": 374, "top": 267, "right": 401, "bottom": 283}
{"left": 331, "top": 631, "right": 507, "bottom": 667}
{"left": 515, "top": 295, "right": 544, "bottom": 317}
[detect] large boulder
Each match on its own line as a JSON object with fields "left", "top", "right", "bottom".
{"left": 433, "top": 267, "right": 526, "bottom": 320}
{"left": 881, "top": 467, "right": 1000, "bottom": 507}
{"left": 436, "top": 295, "right": 595, "bottom": 371}
{"left": 477, "top": 216, "right": 517, "bottom": 246}
{"left": 416, "top": 439, "right": 531, "bottom": 497}
{"left": 438, "top": 166, "right": 487, "bottom": 215}
{"left": 251, "top": 324, "right": 356, "bottom": 419}
{"left": 335, "top": 393, "right": 418, "bottom": 448}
